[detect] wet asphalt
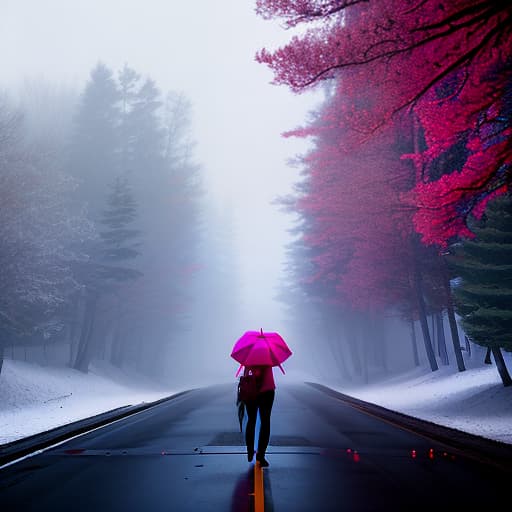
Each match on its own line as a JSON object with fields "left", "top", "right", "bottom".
{"left": 0, "top": 381, "right": 510, "bottom": 511}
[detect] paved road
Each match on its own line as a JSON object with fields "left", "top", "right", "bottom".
{"left": 1, "top": 382, "right": 510, "bottom": 511}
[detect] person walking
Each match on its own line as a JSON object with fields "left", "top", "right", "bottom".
{"left": 230, "top": 328, "right": 292, "bottom": 467}
{"left": 242, "top": 364, "right": 275, "bottom": 467}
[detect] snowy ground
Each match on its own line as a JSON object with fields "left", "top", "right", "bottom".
{"left": 1, "top": 358, "right": 511, "bottom": 446}
{"left": 0, "top": 359, "right": 179, "bottom": 445}
{"left": 331, "top": 364, "right": 512, "bottom": 445}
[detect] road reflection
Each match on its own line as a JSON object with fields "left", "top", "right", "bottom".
{"left": 230, "top": 466, "right": 253, "bottom": 512}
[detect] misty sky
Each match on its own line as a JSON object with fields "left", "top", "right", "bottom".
{"left": 1, "top": 0, "right": 320, "bottom": 330}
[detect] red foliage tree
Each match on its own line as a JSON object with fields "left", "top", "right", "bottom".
{"left": 256, "top": 0, "right": 512, "bottom": 246}
{"left": 284, "top": 81, "right": 460, "bottom": 371}
{"left": 285, "top": 82, "right": 417, "bottom": 313}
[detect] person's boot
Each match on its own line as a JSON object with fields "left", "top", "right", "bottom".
{"left": 256, "top": 453, "right": 269, "bottom": 467}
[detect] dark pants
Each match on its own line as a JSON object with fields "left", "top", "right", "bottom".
{"left": 245, "top": 390, "right": 275, "bottom": 459}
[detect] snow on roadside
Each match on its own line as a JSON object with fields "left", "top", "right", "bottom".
{"left": 2, "top": 358, "right": 512, "bottom": 447}
{"left": 337, "top": 364, "right": 512, "bottom": 445}
{"left": 0, "top": 359, "right": 176, "bottom": 445}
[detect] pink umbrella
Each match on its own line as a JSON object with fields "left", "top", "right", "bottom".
{"left": 231, "top": 328, "right": 292, "bottom": 376}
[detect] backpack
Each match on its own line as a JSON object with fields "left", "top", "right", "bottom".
{"left": 237, "top": 368, "right": 261, "bottom": 403}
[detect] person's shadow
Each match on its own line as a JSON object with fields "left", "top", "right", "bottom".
{"left": 230, "top": 466, "right": 254, "bottom": 512}
{"left": 230, "top": 463, "right": 274, "bottom": 512}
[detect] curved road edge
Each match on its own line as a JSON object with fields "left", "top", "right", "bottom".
{"left": 306, "top": 381, "right": 512, "bottom": 473}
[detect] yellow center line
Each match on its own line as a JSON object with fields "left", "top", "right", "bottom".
{"left": 254, "top": 461, "right": 265, "bottom": 512}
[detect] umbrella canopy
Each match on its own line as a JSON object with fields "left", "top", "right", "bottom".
{"left": 231, "top": 328, "right": 292, "bottom": 375}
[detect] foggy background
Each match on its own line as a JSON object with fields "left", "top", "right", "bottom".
{"left": 1, "top": 0, "right": 325, "bottom": 384}
{"left": 1, "top": 0, "right": 318, "bottom": 323}
{"left": 1, "top": 1, "right": 432, "bottom": 389}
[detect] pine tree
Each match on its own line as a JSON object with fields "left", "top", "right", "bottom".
{"left": 72, "top": 175, "right": 142, "bottom": 372}
{"left": 68, "top": 62, "right": 123, "bottom": 372}
{"left": 126, "top": 77, "right": 165, "bottom": 185}
{"left": 118, "top": 64, "right": 141, "bottom": 173}
{"left": 98, "top": 175, "right": 142, "bottom": 279}
{"left": 69, "top": 62, "right": 121, "bottom": 216}
{"left": 68, "top": 63, "right": 205, "bottom": 376}
{"left": 98, "top": 175, "right": 142, "bottom": 368}
{"left": 449, "top": 193, "right": 512, "bottom": 386}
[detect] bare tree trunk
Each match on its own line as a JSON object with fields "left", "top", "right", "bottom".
{"left": 443, "top": 268, "right": 466, "bottom": 371}
{"left": 0, "top": 343, "right": 4, "bottom": 375}
{"left": 92, "top": 301, "right": 108, "bottom": 363}
{"left": 415, "top": 268, "right": 438, "bottom": 372}
{"left": 68, "top": 297, "right": 82, "bottom": 367}
{"left": 345, "top": 320, "right": 363, "bottom": 377}
{"left": 491, "top": 347, "right": 512, "bottom": 387}
{"left": 484, "top": 347, "right": 492, "bottom": 364}
{"left": 446, "top": 304, "right": 466, "bottom": 371}
{"left": 410, "top": 317, "right": 420, "bottom": 366}
{"left": 336, "top": 330, "right": 352, "bottom": 381}
{"left": 464, "top": 335, "right": 471, "bottom": 356}
{"left": 410, "top": 116, "right": 436, "bottom": 372}
{"left": 73, "top": 296, "right": 97, "bottom": 373}
{"left": 69, "top": 318, "right": 80, "bottom": 367}
{"left": 431, "top": 314, "right": 437, "bottom": 354}
{"left": 323, "top": 311, "right": 344, "bottom": 379}
{"left": 369, "top": 315, "right": 387, "bottom": 373}
{"left": 329, "top": 310, "right": 352, "bottom": 381}
{"left": 435, "top": 312, "right": 449, "bottom": 365}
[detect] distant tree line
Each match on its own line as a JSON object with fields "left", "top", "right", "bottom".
{"left": 0, "top": 62, "right": 235, "bottom": 379}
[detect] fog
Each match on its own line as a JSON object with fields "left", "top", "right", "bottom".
{"left": 2, "top": 0, "right": 318, "bottom": 319}
{"left": 1, "top": 1, "right": 434, "bottom": 389}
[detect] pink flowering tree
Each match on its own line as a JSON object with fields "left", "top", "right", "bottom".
{"left": 256, "top": 0, "right": 512, "bottom": 246}
{"left": 282, "top": 84, "right": 452, "bottom": 372}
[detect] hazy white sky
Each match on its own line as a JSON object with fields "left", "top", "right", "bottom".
{"left": 1, "top": 0, "right": 320, "bottom": 330}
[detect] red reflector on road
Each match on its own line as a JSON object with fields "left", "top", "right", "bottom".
{"left": 64, "top": 449, "right": 84, "bottom": 455}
